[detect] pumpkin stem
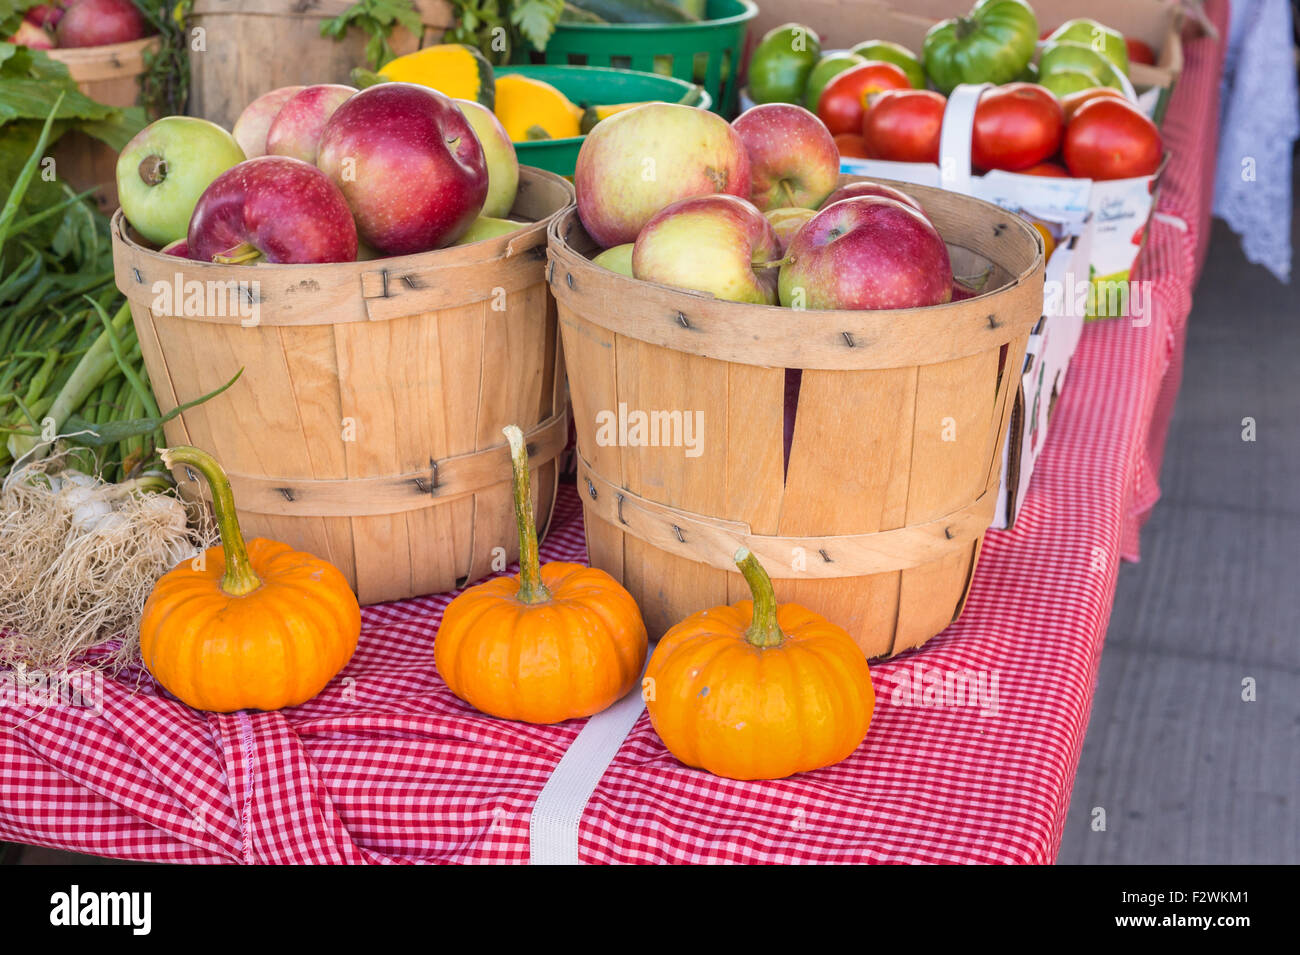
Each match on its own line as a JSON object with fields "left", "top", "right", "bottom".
{"left": 735, "top": 547, "right": 783, "bottom": 648}
{"left": 160, "top": 445, "right": 262, "bottom": 597}
{"left": 503, "top": 425, "right": 550, "bottom": 604}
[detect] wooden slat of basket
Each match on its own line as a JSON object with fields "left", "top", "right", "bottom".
{"left": 721, "top": 362, "right": 786, "bottom": 606}
{"left": 616, "top": 333, "right": 731, "bottom": 641}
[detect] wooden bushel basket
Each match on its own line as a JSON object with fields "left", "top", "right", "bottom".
{"left": 48, "top": 37, "right": 161, "bottom": 215}
{"left": 549, "top": 179, "right": 1044, "bottom": 658}
{"left": 187, "top": 0, "right": 454, "bottom": 130}
{"left": 111, "top": 167, "right": 574, "bottom": 606}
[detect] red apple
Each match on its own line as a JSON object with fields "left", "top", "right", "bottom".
{"left": 778, "top": 196, "right": 952, "bottom": 310}
{"left": 575, "top": 102, "right": 750, "bottom": 248}
{"left": 160, "top": 237, "right": 191, "bottom": 258}
{"left": 317, "top": 83, "right": 487, "bottom": 255}
{"left": 765, "top": 206, "right": 815, "bottom": 254}
{"left": 820, "top": 179, "right": 925, "bottom": 216}
{"left": 8, "top": 19, "right": 52, "bottom": 48}
{"left": 731, "top": 103, "right": 839, "bottom": 211}
{"left": 188, "top": 157, "right": 358, "bottom": 265}
{"left": 266, "top": 84, "right": 356, "bottom": 165}
{"left": 232, "top": 85, "right": 305, "bottom": 159}
{"left": 633, "top": 194, "right": 780, "bottom": 305}
{"left": 55, "top": 0, "right": 145, "bottom": 48}
{"left": 26, "top": 4, "right": 66, "bottom": 28}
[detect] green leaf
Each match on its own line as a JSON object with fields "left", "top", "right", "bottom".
{"left": 511, "top": 0, "right": 564, "bottom": 52}
{"left": 61, "top": 369, "right": 244, "bottom": 448}
{"left": 77, "top": 105, "right": 148, "bottom": 152}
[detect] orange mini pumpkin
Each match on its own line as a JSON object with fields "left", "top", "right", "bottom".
{"left": 645, "top": 548, "right": 875, "bottom": 781}
{"left": 434, "top": 425, "right": 648, "bottom": 724}
{"left": 140, "top": 446, "right": 361, "bottom": 712}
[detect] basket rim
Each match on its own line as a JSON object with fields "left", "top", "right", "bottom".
{"left": 111, "top": 163, "right": 574, "bottom": 277}
{"left": 547, "top": 176, "right": 1045, "bottom": 370}
{"left": 549, "top": 0, "right": 758, "bottom": 33}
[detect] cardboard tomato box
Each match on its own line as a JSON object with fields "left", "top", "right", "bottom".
{"left": 993, "top": 217, "right": 1092, "bottom": 528}
{"left": 834, "top": 84, "right": 1165, "bottom": 315}
{"left": 748, "top": 0, "right": 1183, "bottom": 124}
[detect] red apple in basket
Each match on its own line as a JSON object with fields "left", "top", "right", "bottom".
{"left": 731, "top": 103, "right": 840, "bottom": 211}
{"left": 25, "top": 4, "right": 66, "bottom": 29}
{"left": 633, "top": 194, "right": 781, "bottom": 305}
{"left": 188, "top": 156, "right": 358, "bottom": 265}
{"left": 820, "top": 179, "right": 925, "bottom": 215}
{"left": 266, "top": 84, "right": 356, "bottom": 164}
{"left": 55, "top": 0, "right": 145, "bottom": 48}
{"left": 160, "top": 237, "right": 191, "bottom": 259}
{"left": 232, "top": 85, "right": 306, "bottom": 159}
{"left": 317, "top": 83, "right": 488, "bottom": 255}
{"left": 575, "top": 102, "right": 750, "bottom": 248}
{"left": 778, "top": 196, "right": 952, "bottom": 310}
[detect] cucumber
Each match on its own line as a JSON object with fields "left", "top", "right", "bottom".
{"left": 566, "top": 0, "right": 698, "bottom": 24}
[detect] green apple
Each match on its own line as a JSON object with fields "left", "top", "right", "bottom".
{"left": 456, "top": 99, "right": 519, "bottom": 218}
{"left": 592, "top": 243, "right": 634, "bottom": 276}
{"left": 453, "top": 215, "right": 526, "bottom": 245}
{"left": 116, "top": 116, "right": 246, "bottom": 247}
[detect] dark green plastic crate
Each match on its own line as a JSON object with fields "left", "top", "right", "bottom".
{"left": 511, "top": 0, "right": 757, "bottom": 118}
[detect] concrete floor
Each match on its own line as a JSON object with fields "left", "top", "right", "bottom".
{"left": 1058, "top": 211, "right": 1300, "bottom": 864}
{"left": 5, "top": 209, "right": 1298, "bottom": 867}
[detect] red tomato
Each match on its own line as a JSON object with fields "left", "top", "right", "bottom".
{"left": 817, "top": 61, "right": 911, "bottom": 136}
{"left": 861, "top": 89, "right": 946, "bottom": 164}
{"left": 1125, "top": 37, "right": 1157, "bottom": 65}
{"left": 833, "top": 133, "right": 871, "bottom": 159}
{"left": 970, "top": 83, "right": 1065, "bottom": 172}
{"left": 1064, "top": 98, "right": 1163, "bottom": 180}
{"left": 1019, "top": 161, "right": 1070, "bottom": 177}
{"left": 1060, "top": 87, "right": 1127, "bottom": 123}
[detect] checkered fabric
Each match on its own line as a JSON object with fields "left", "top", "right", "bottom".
{"left": 0, "top": 3, "right": 1228, "bottom": 864}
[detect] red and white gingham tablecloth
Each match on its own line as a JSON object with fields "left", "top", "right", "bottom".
{"left": 0, "top": 4, "right": 1228, "bottom": 864}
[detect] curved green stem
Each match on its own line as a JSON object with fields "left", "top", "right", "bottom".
{"left": 735, "top": 547, "right": 783, "bottom": 648}
{"left": 503, "top": 425, "right": 550, "bottom": 604}
{"left": 160, "top": 445, "right": 261, "bottom": 597}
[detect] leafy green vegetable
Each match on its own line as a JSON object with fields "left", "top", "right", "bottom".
{"left": 320, "top": 0, "right": 424, "bottom": 71}
{"left": 130, "top": 0, "right": 191, "bottom": 116}
{"left": 62, "top": 370, "right": 244, "bottom": 449}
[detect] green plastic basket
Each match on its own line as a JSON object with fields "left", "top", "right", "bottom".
{"left": 498, "top": 65, "right": 711, "bottom": 177}
{"left": 511, "top": 0, "right": 757, "bottom": 118}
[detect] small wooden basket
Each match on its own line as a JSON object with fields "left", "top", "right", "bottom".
{"left": 111, "top": 167, "right": 574, "bottom": 606}
{"left": 186, "top": 0, "right": 454, "bottom": 130}
{"left": 48, "top": 36, "right": 161, "bottom": 215}
{"left": 549, "top": 178, "right": 1044, "bottom": 658}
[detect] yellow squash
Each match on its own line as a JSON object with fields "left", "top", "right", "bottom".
{"left": 377, "top": 44, "right": 495, "bottom": 109}
{"left": 493, "top": 74, "right": 582, "bottom": 141}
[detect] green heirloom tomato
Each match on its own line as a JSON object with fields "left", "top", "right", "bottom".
{"left": 803, "top": 52, "right": 867, "bottom": 110}
{"left": 1046, "top": 18, "right": 1130, "bottom": 77}
{"left": 749, "top": 22, "right": 822, "bottom": 104}
{"left": 1039, "top": 69, "right": 1097, "bottom": 99}
{"left": 1038, "top": 41, "right": 1126, "bottom": 91}
{"left": 922, "top": 0, "right": 1039, "bottom": 94}
{"left": 850, "top": 39, "right": 926, "bottom": 89}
